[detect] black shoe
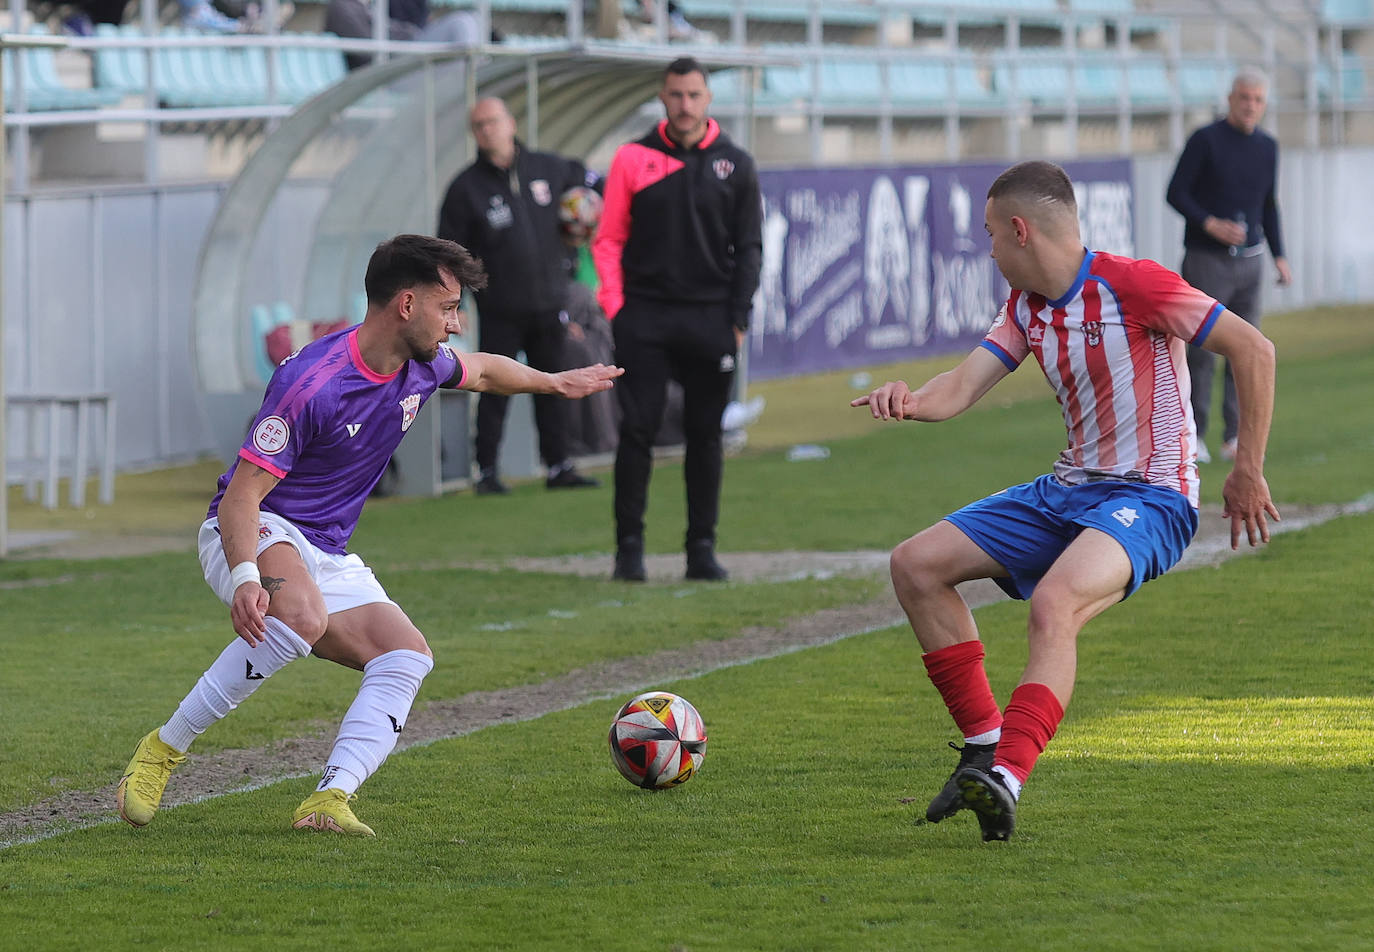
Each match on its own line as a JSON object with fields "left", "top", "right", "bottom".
{"left": 473, "top": 474, "right": 510, "bottom": 495}
{"left": 955, "top": 765, "right": 1017, "bottom": 842}
{"left": 613, "top": 537, "right": 646, "bottom": 582}
{"left": 546, "top": 467, "right": 599, "bottom": 490}
{"left": 925, "top": 741, "right": 997, "bottom": 823}
{"left": 684, "top": 540, "right": 728, "bottom": 581}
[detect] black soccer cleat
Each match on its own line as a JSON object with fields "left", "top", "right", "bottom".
{"left": 955, "top": 765, "right": 1017, "bottom": 842}
{"left": 925, "top": 741, "right": 997, "bottom": 823}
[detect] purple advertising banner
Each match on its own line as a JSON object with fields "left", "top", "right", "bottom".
{"left": 748, "top": 159, "right": 1134, "bottom": 381}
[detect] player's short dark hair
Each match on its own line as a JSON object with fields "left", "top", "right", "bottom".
{"left": 987, "top": 160, "right": 1077, "bottom": 214}
{"left": 364, "top": 234, "right": 488, "bottom": 306}
{"left": 664, "top": 56, "right": 708, "bottom": 85}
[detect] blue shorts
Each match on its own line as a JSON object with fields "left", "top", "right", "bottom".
{"left": 944, "top": 474, "right": 1199, "bottom": 601}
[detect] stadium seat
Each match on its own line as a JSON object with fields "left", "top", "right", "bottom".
{"left": 1177, "top": 61, "right": 1233, "bottom": 105}
{"left": 888, "top": 60, "right": 999, "bottom": 108}
{"left": 4, "top": 25, "right": 122, "bottom": 111}
{"left": 1321, "top": 0, "right": 1374, "bottom": 23}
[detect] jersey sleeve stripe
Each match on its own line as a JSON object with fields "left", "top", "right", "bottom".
{"left": 1191, "top": 301, "right": 1225, "bottom": 346}
{"left": 980, "top": 339, "right": 1020, "bottom": 372}
{"left": 238, "top": 447, "right": 288, "bottom": 479}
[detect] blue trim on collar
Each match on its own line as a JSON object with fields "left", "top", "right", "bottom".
{"left": 1046, "top": 249, "right": 1094, "bottom": 310}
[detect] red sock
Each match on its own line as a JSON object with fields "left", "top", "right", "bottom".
{"left": 993, "top": 683, "right": 1065, "bottom": 784}
{"left": 921, "top": 641, "right": 1002, "bottom": 738}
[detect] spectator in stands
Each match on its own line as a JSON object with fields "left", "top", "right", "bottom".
{"left": 438, "top": 97, "right": 604, "bottom": 494}
{"left": 1167, "top": 67, "right": 1292, "bottom": 465}
{"left": 633, "top": 0, "right": 697, "bottom": 40}
{"left": 62, "top": 0, "right": 129, "bottom": 35}
{"left": 593, "top": 57, "right": 762, "bottom": 582}
{"left": 324, "top": 0, "right": 483, "bottom": 70}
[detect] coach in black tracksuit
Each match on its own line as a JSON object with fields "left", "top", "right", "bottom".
{"left": 592, "top": 57, "right": 763, "bottom": 582}
{"left": 438, "top": 97, "right": 602, "bottom": 494}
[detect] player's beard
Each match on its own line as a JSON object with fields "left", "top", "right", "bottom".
{"left": 404, "top": 326, "right": 442, "bottom": 363}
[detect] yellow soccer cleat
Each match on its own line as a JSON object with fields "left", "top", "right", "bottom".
{"left": 116, "top": 729, "right": 187, "bottom": 828}
{"left": 292, "top": 789, "right": 376, "bottom": 837}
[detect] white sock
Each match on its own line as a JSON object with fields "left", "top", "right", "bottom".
{"left": 992, "top": 765, "right": 1023, "bottom": 801}
{"left": 964, "top": 727, "right": 1001, "bottom": 746}
{"left": 159, "top": 618, "right": 312, "bottom": 752}
{"left": 317, "top": 649, "right": 433, "bottom": 795}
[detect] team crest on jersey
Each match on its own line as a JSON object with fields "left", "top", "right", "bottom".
{"left": 1027, "top": 323, "right": 1045, "bottom": 346}
{"left": 713, "top": 158, "right": 734, "bottom": 180}
{"left": 530, "top": 179, "right": 552, "bottom": 205}
{"left": 252, "top": 415, "right": 290, "bottom": 455}
{"left": 1082, "top": 320, "right": 1104, "bottom": 348}
{"left": 399, "top": 393, "right": 421, "bottom": 432}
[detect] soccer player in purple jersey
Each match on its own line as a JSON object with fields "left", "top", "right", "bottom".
{"left": 852, "top": 161, "right": 1279, "bottom": 842}
{"left": 116, "top": 234, "right": 622, "bottom": 836}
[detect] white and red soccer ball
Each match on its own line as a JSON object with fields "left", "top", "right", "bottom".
{"left": 608, "top": 691, "right": 707, "bottom": 790}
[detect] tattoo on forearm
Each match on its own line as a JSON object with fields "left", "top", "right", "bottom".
{"left": 261, "top": 576, "right": 285, "bottom": 596}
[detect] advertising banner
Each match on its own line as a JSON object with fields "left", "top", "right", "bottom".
{"left": 750, "top": 159, "right": 1134, "bottom": 380}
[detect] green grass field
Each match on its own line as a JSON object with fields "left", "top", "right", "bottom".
{"left": 1, "top": 305, "right": 1371, "bottom": 950}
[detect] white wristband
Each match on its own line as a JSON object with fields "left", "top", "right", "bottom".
{"left": 229, "top": 561, "right": 261, "bottom": 591}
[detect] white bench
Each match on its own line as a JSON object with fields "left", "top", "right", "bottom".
{"left": 7, "top": 394, "right": 116, "bottom": 508}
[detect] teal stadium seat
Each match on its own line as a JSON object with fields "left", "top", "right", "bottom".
{"left": 1177, "top": 61, "right": 1233, "bottom": 105}
{"left": 888, "top": 59, "right": 1000, "bottom": 108}
{"left": 910, "top": 0, "right": 1062, "bottom": 28}
{"left": 4, "top": 25, "right": 122, "bottom": 111}
{"left": 1321, "top": 0, "right": 1374, "bottom": 23}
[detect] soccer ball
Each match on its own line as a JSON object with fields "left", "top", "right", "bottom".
{"left": 608, "top": 691, "right": 707, "bottom": 789}
{"left": 558, "top": 185, "right": 603, "bottom": 242}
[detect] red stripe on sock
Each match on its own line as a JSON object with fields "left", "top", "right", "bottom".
{"left": 921, "top": 640, "right": 1002, "bottom": 738}
{"left": 993, "top": 682, "right": 1065, "bottom": 784}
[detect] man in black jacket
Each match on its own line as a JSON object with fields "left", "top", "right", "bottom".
{"left": 438, "top": 97, "right": 601, "bottom": 494}
{"left": 593, "top": 57, "right": 763, "bottom": 581}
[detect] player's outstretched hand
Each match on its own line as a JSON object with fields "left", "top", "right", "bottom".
{"left": 850, "top": 380, "right": 916, "bottom": 420}
{"left": 1221, "top": 467, "right": 1281, "bottom": 550}
{"left": 554, "top": 363, "right": 624, "bottom": 400}
{"left": 230, "top": 582, "right": 270, "bottom": 647}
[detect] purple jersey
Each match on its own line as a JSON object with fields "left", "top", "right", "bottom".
{"left": 208, "top": 326, "right": 466, "bottom": 553}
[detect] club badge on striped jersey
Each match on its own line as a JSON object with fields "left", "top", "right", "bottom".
{"left": 1082, "top": 320, "right": 1104, "bottom": 348}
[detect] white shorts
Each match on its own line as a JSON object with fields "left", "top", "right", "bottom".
{"left": 198, "top": 512, "right": 396, "bottom": 615}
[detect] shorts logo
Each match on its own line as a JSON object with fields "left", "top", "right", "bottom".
{"left": 252, "top": 415, "right": 290, "bottom": 455}
{"left": 713, "top": 158, "right": 734, "bottom": 180}
{"left": 1082, "top": 320, "right": 1104, "bottom": 348}
{"left": 399, "top": 393, "right": 421, "bottom": 432}
{"left": 1112, "top": 506, "right": 1139, "bottom": 528}
{"left": 529, "top": 179, "right": 552, "bottom": 205}
{"left": 719, "top": 354, "right": 735, "bottom": 373}
{"left": 258, "top": 523, "right": 272, "bottom": 540}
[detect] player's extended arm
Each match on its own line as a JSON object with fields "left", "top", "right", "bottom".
{"left": 458, "top": 352, "right": 623, "bottom": 399}
{"left": 850, "top": 346, "right": 1011, "bottom": 422}
{"left": 1200, "top": 308, "right": 1280, "bottom": 548}
{"left": 218, "top": 461, "right": 282, "bottom": 646}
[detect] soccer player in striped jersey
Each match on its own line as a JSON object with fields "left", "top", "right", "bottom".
{"left": 853, "top": 160, "right": 1278, "bottom": 841}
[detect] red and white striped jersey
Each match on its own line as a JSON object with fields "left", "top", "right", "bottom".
{"left": 981, "top": 250, "right": 1223, "bottom": 507}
